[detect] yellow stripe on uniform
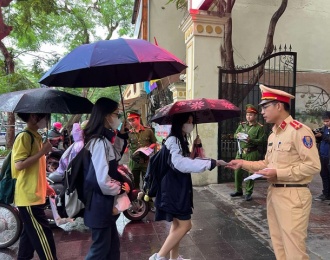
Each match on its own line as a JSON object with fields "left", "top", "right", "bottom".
{"left": 27, "top": 206, "right": 53, "bottom": 260}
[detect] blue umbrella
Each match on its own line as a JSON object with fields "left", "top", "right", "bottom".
{"left": 39, "top": 38, "right": 186, "bottom": 88}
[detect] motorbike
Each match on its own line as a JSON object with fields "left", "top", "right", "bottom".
{"left": 0, "top": 164, "right": 150, "bottom": 249}
{"left": 0, "top": 202, "right": 22, "bottom": 249}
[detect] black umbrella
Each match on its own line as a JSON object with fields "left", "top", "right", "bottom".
{"left": 0, "top": 88, "right": 93, "bottom": 114}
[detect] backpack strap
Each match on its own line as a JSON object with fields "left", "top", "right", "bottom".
{"left": 15, "top": 130, "right": 35, "bottom": 156}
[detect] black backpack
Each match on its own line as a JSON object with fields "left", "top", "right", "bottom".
{"left": 143, "top": 144, "right": 170, "bottom": 197}
{"left": 63, "top": 145, "right": 91, "bottom": 218}
{"left": 0, "top": 130, "right": 34, "bottom": 204}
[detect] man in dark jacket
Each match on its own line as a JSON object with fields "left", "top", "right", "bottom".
{"left": 314, "top": 111, "right": 330, "bottom": 201}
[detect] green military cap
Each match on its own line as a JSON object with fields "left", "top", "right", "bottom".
{"left": 245, "top": 104, "right": 258, "bottom": 114}
{"left": 126, "top": 110, "right": 141, "bottom": 119}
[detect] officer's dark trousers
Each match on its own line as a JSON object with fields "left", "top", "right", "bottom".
{"left": 129, "top": 159, "right": 148, "bottom": 189}
{"left": 18, "top": 205, "right": 57, "bottom": 260}
{"left": 320, "top": 156, "right": 330, "bottom": 197}
{"left": 85, "top": 219, "right": 120, "bottom": 260}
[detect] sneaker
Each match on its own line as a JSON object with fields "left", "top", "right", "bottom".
{"left": 177, "top": 256, "right": 191, "bottom": 260}
{"left": 314, "top": 194, "right": 330, "bottom": 201}
{"left": 149, "top": 253, "right": 167, "bottom": 260}
{"left": 169, "top": 256, "right": 190, "bottom": 260}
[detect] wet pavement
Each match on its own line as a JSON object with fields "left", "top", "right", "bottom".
{"left": 0, "top": 174, "right": 329, "bottom": 260}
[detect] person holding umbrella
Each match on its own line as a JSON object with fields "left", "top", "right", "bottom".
{"left": 12, "top": 113, "right": 57, "bottom": 260}
{"left": 150, "top": 112, "right": 224, "bottom": 260}
{"left": 82, "top": 97, "right": 130, "bottom": 260}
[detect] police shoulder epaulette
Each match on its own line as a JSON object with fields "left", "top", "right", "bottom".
{"left": 289, "top": 120, "right": 302, "bottom": 130}
{"left": 257, "top": 122, "right": 263, "bottom": 127}
{"left": 240, "top": 122, "right": 247, "bottom": 125}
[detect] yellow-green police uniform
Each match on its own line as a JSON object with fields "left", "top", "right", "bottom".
{"left": 128, "top": 125, "right": 157, "bottom": 188}
{"left": 234, "top": 121, "right": 266, "bottom": 195}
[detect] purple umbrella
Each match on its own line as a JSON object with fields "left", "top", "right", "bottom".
{"left": 39, "top": 38, "right": 186, "bottom": 88}
{"left": 150, "top": 98, "right": 241, "bottom": 125}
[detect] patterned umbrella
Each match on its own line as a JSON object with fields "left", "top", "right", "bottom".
{"left": 150, "top": 98, "right": 241, "bottom": 125}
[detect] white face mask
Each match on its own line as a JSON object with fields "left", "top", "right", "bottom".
{"left": 37, "top": 117, "right": 47, "bottom": 129}
{"left": 182, "top": 123, "right": 194, "bottom": 134}
{"left": 107, "top": 117, "right": 122, "bottom": 130}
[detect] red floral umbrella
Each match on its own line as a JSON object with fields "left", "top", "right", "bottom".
{"left": 150, "top": 98, "right": 240, "bottom": 125}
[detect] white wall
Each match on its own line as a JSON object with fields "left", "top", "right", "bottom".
{"left": 232, "top": 0, "right": 330, "bottom": 72}
{"left": 149, "top": 0, "right": 186, "bottom": 62}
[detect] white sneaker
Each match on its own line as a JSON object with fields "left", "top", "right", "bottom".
{"left": 149, "top": 253, "right": 167, "bottom": 260}
{"left": 169, "top": 256, "right": 190, "bottom": 260}
{"left": 177, "top": 256, "right": 191, "bottom": 260}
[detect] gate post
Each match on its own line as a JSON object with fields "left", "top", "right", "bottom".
{"left": 181, "top": 10, "right": 228, "bottom": 185}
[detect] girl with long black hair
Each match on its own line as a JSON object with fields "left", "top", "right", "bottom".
{"left": 83, "top": 97, "right": 130, "bottom": 260}
{"left": 150, "top": 113, "right": 223, "bottom": 260}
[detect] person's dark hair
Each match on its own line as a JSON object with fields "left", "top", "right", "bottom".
{"left": 17, "top": 113, "right": 50, "bottom": 123}
{"left": 169, "top": 113, "right": 194, "bottom": 157}
{"left": 272, "top": 101, "right": 290, "bottom": 112}
{"left": 282, "top": 102, "right": 290, "bottom": 112}
{"left": 321, "top": 111, "right": 330, "bottom": 120}
{"left": 84, "top": 97, "right": 118, "bottom": 142}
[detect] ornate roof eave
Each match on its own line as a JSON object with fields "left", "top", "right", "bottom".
{"left": 180, "top": 10, "right": 230, "bottom": 32}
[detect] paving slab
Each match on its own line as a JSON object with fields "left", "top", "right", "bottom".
{"left": 208, "top": 173, "right": 330, "bottom": 260}
{"left": 0, "top": 188, "right": 274, "bottom": 260}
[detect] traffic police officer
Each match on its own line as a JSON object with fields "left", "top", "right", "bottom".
{"left": 230, "top": 104, "right": 266, "bottom": 201}
{"left": 227, "top": 84, "right": 321, "bottom": 260}
{"left": 127, "top": 110, "right": 157, "bottom": 189}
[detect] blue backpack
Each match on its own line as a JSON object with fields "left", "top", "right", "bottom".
{"left": 0, "top": 130, "right": 34, "bottom": 204}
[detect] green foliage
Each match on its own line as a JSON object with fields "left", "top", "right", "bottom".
{"left": 90, "top": 87, "right": 122, "bottom": 103}
{"left": 166, "top": 0, "right": 187, "bottom": 10}
{"left": 2, "top": 0, "right": 135, "bottom": 87}
{"left": 0, "top": 148, "right": 10, "bottom": 157}
{"left": 0, "top": 73, "right": 37, "bottom": 94}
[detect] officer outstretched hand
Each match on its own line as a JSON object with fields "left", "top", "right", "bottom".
{"left": 226, "top": 159, "right": 244, "bottom": 170}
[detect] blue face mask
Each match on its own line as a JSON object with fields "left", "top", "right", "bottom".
{"left": 117, "top": 122, "right": 123, "bottom": 131}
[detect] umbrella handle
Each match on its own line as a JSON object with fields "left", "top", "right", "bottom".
{"left": 119, "top": 85, "right": 126, "bottom": 121}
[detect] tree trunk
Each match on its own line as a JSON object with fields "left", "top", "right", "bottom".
{"left": 220, "top": 0, "right": 288, "bottom": 104}
{"left": 0, "top": 0, "right": 13, "bottom": 40}
{"left": 0, "top": 0, "right": 15, "bottom": 148}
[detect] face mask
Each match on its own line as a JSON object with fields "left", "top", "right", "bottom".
{"left": 106, "top": 117, "right": 121, "bottom": 130}
{"left": 182, "top": 123, "right": 194, "bottom": 134}
{"left": 37, "top": 117, "right": 47, "bottom": 129}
